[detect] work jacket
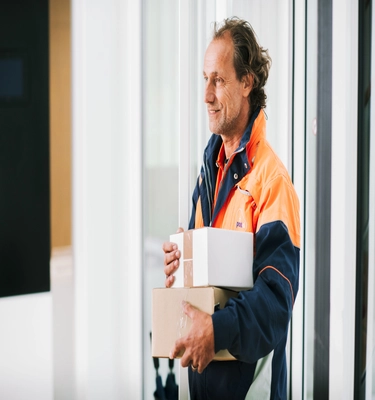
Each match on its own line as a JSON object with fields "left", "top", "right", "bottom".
{"left": 188, "top": 107, "right": 300, "bottom": 400}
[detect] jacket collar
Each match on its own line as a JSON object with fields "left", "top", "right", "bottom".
{"left": 201, "top": 107, "right": 264, "bottom": 225}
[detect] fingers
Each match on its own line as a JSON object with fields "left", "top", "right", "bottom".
{"left": 170, "top": 338, "right": 198, "bottom": 372}
{"left": 180, "top": 352, "right": 195, "bottom": 370}
{"left": 165, "top": 274, "right": 175, "bottom": 288}
{"left": 162, "top": 238, "right": 182, "bottom": 288}
{"left": 163, "top": 248, "right": 180, "bottom": 279}
{"left": 162, "top": 228, "right": 185, "bottom": 287}
{"left": 163, "top": 248, "right": 180, "bottom": 270}
{"left": 162, "top": 240, "right": 177, "bottom": 255}
{"left": 170, "top": 338, "right": 205, "bottom": 374}
{"left": 169, "top": 338, "right": 185, "bottom": 360}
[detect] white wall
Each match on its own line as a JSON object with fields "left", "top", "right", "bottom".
{"left": 0, "top": 293, "right": 53, "bottom": 400}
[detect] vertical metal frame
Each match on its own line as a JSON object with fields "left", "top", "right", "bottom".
{"left": 365, "top": 2, "right": 375, "bottom": 396}
{"left": 290, "top": 0, "right": 306, "bottom": 397}
{"left": 178, "top": 1, "right": 192, "bottom": 398}
{"left": 355, "top": 0, "right": 372, "bottom": 397}
{"left": 179, "top": 0, "right": 191, "bottom": 232}
{"left": 314, "top": 0, "right": 332, "bottom": 397}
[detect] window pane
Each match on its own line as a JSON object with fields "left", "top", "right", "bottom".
{"left": 142, "top": 0, "right": 179, "bottom": 397}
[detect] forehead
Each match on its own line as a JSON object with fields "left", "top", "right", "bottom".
{"left": 203, "top": 34, "right": 235, "bottom": 75}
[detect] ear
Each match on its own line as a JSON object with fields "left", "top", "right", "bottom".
{"left": 242, "top": 73, "right": 253, "bottom": 98}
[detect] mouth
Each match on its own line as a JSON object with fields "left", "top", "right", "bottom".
{"left": 208, "top": 109, "right": 220, "bottom": 115}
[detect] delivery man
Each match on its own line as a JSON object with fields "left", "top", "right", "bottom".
{"left": 162, "top": 17, "right": 300, "bottom": 400}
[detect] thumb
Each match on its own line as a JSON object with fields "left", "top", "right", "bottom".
{"left": 176, "top": 227, "right": 185, "bottom": 233}
{"left": 182, "top": 300, "right": 197, "bottom": 320}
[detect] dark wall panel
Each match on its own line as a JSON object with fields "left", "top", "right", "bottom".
{"left": 0, "top": 0, "right": 50, "bottom": 297}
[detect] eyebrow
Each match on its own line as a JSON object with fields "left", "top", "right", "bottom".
{"left": 203, "top": 71, "right": 219, "bottom": 76}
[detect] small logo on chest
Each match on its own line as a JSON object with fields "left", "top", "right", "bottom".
{"left": 235, "top": 208, "right": 247, "bottom": 230}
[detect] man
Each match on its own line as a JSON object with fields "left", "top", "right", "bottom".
{"left": 163, "top": 17, "right": 300, "bottom": 400}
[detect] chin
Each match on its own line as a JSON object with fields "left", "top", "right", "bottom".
{"left": 209, "top": 122, "right": 222, "bottom": 135}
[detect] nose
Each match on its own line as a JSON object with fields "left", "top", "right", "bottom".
{"left": 204, "top": 81, "right": 215, "bottom": 104}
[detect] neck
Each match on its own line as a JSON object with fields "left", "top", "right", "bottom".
{"left": 222, "top": 135, "right": 242, "bottom": 160}
{"left": 221, "top": 105, "right": 252, "bottom": 159}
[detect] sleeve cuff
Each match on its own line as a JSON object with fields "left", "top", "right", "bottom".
{"left": 211, "top": 307, "right": 236, "bottom": 353}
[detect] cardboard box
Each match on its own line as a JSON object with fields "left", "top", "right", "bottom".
{"left": 170, "top": 227, "right": 253, "bottom": 291}
{"left": 152, "top": 287, "right": 238, "bottom": 360}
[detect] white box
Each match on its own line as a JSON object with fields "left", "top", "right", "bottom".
{"left": 170, "top": 227, "right": 253, "bottom": 291}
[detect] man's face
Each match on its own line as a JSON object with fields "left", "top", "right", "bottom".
{"left": 203, "top": 33, "right": 251, "bottom": 137}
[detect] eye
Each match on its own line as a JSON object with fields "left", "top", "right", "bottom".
{"left": 214, "top": 77, "right": 223, "bottom": 84}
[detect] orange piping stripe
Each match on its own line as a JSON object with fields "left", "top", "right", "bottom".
{"left": 258, "top": 266, "right": 295, "bottom": 306}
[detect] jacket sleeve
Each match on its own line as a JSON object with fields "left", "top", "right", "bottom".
{"left": 211, "top": 220, "right": 299, "bottom": 363}
{"left": 210, "top": 170, "right": 300, "bottom": 363}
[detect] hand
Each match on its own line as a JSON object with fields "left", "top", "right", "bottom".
{"left": 162, "top": 227, "right": 184, "bottom": 288}
{"left": 169, "top": 301, "right": 215, "bottom": 374}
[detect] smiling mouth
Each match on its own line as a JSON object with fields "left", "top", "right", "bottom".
{"left": 208, "top": 109, "right": 219, "bottom": 114}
